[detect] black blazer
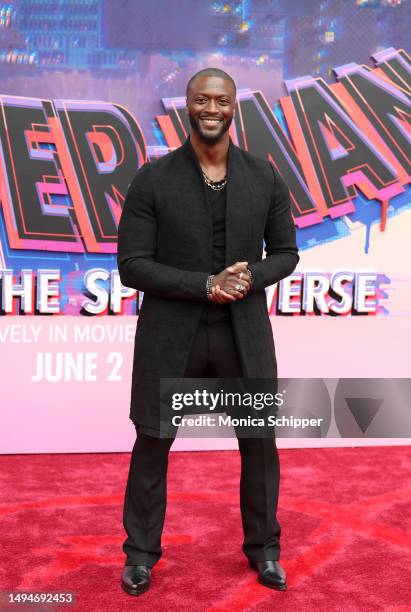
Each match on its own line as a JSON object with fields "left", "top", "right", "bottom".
{"left": 117, "top": 136, "right": 299, "bottom": 428}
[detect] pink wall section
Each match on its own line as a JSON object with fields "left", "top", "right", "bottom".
{"left": 273, "top": 316, "right": 409, "bottom": 378}
{"left": 1, "top": 316, "right": 409, "bottom": 454}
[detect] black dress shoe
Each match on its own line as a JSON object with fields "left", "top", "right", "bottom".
{"left": 121, "top": 565, "right": 151, "bottom": 596}
{"left": 249, "top": 559, "right": 287, "bottom": 591}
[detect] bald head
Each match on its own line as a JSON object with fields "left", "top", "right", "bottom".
{"left": 186, "top": 68, "right": 236, "bottom": 99}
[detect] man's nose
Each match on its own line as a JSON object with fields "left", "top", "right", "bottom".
{"left": 205, "top": 99, "right": 219, "bottom": 113}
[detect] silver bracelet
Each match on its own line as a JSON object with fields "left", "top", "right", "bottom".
{"left": 206, "top": 274, "right": 214, "bottom": 299}
{"left": 246, "top": 267, "right": 253, "bottom": 285}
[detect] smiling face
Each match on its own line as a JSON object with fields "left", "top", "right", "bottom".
{"left": 186, "top": 75, "right": 236, "bottom": 145}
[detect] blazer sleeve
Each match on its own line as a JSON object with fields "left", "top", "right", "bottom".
{"left": 247, "top": 163, "right": 299, "bottom": 292}
{"left": 117, "top": 162, "right": 209, "bottom": 301}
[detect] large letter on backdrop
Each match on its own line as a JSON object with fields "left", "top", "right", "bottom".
{"left": 372, "top": 48, "right": 411, "bottom": 91}
{"left": 234, "top": 90, "right": 321, "bottom": 228}
{"left": 282, "top": 77, "right": 404, "bottom": 223}
{"left": 54, "top": 100, "right": 146, "bottom": 253}
{"left": 334, "top": 63, "right": 410, "bottom": 179}
{"left": 0, "top": 96, "right": 82, "bottom": 251}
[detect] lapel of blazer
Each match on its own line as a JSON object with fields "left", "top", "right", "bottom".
{"left": 226, "top": 141, "right": 252, "bottom": 264}
{"left": 181, "top": 135, "right": 251, "bottom": 268}
{"left": 181, "top": 137, "right": 213, "bottom": 262}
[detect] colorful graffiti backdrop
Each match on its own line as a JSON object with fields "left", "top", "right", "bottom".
{"left": 0, "top": 1, "right": 410, "bottom": 452}
{"left": 0, "top": 0, "right": 409, "bottom": 316}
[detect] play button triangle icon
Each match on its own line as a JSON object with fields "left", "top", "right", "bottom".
{"left": 345, "top": 397, "right": 384, "bottom": 433}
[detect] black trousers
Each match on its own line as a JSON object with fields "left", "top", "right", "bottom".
{"left": 122, "top": 303, "right": 281, "bottom": 567}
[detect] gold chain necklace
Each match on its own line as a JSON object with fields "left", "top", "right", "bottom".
{"left": 202, "top": 170, "right": 227, "bottom": 191}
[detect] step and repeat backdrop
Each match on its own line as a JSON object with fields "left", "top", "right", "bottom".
{"left": 0, "top": 0, "right": 410, "bottom": 452}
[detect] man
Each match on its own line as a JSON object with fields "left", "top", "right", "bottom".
{"left": 117, "top": 68, "right": 299, "bottom": 596}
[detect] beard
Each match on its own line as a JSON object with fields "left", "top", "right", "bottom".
{"left": 188, "top": 112, "right": 233, "bottom": 145}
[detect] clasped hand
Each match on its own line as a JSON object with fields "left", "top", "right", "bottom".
{"left": 208, "top": 261, "right": 251, "bottom": 304}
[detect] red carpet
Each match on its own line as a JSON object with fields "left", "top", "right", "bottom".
{"left": 1, "top": 445, "right": 410, "bottom": 611}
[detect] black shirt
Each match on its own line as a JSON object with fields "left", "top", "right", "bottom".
{"left": 208, "top": 182, "right": 226, "bottom": 275}
{"left": 201, "top": 182, "right": 231, "bottom": 323}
